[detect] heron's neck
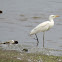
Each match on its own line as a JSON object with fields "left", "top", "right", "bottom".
{"left": 49, "top": 18, "right": 54, "bottom": 22}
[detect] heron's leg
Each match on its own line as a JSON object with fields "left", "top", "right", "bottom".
{"left": 43, "top": 32, "right": 45, "bottom": 47}
{"left": 35, "top": 34, "right": 39, "bottom": 46}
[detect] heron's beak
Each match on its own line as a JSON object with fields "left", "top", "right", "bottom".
{"left": 55, "top": 15, "right": 59, "bottom": 17}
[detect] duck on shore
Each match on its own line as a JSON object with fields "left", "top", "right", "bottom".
{"left": 0, "top": 40, "right": 18, "bottom": 44}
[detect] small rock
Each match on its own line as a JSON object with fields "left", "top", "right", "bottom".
{"left": 22, "top": 48, "right": 28, "bottom": 52}
{"left": 17, "top": 57, "right": 21, "bottom": 60}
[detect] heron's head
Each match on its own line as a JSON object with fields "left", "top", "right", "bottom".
{"left": 49, "top": 15, "right": 59, "bottom": 21}
{"left": 49, "top": 15, "right": 59, "bottom": 19}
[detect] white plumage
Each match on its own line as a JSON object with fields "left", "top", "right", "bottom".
{"left": 30, "top": 15, "right": 59, "bottom": 47}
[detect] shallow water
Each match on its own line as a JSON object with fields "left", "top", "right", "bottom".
{"left": 0, "top": 0, "right": 62, "bottom": 56}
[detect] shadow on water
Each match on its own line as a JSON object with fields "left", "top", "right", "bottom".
{"left": 32, "top": 16, "right": 41, "bottom": 19}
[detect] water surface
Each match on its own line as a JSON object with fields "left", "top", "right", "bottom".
{"left": 0, "top": 0, "right": 62, "bottom": 55}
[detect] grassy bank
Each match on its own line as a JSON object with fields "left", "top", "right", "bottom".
{"left": 0, "top": 49, "right": 62, "bottom": 62}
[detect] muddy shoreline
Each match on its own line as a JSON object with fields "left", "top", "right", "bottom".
{"left": 0, "top": 48, "right": 62, "bottom": 62}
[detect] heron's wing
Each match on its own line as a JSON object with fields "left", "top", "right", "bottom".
{"left": 30, "top": 21, "right": 50, "bottom": 35}
{"left": 35, "top": 21, "right": 50, "bottom": 31}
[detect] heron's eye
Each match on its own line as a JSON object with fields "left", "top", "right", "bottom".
{"left": 53, "top": 16, "right": 55, "bottom": 17}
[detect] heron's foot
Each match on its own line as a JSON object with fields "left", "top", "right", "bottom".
{"left": 33, "top": 38, "right": 39, "bottom": 46}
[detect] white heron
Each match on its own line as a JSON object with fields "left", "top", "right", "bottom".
{"left": 30, "top": 15, "right": 59, "bottom": 47}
